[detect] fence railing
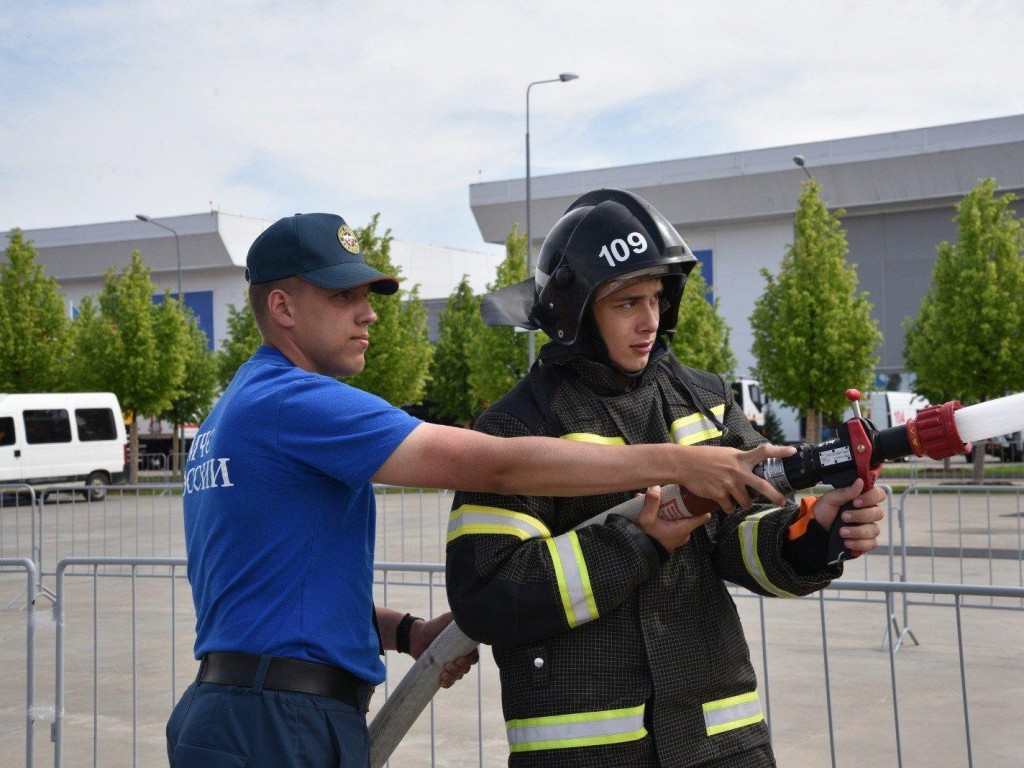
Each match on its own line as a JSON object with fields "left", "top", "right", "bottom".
{"left": 33, "top": 557, "right": 1024, "bottom": 768}
{"left": 3, "top": 481, "right": 1024, "bottom": 766}
{"left": 0, "top": 558, "right": 38, "bottom": 768}
{"left": 883, "top": 454, "right": 1024, "bottom": 484}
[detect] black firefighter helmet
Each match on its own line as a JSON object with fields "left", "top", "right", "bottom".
{"left": 481, "top": 188, "right": 699, "bottom": 345}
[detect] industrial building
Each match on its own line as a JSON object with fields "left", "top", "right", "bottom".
{"left": 5, "top": 114, "right": 1023, "bottom": 427}
{"left": 470, "top": 113, "right": 1024, "bottom": 387}
{"left": 3, "top": 212, "right": 503, "bottom": 348}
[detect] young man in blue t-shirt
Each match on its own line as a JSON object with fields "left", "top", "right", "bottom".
{"left": 167, "top": 211, "right": 800, "bottom": 767}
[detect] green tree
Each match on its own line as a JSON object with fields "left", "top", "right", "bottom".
{"left": 217, "top": 296, "right": 261, "bottom": 390}
{"left": 750, "top": 179, "right": 881, "bottom": 443}
{"left": 0, "top": 229, "right": 72, "bottom": 392}
{"left": 671, "top": 267, "right": 736, "bottom": 376}
{"left": 425, "top": 276, "right": 483, "bottom": 426}
{"left": 158, "top": 318, "right": 219, "bottom": 478}
{"left": 468, "top": 226, "right": 531, "bottom": 410}
{"left": 347, "top": 214, "right": 433, "bottom": 405}
{"left": 904, "top": 178, "right": 1024, "bottom": 480}
{"left": 67, "top": 251, "right": 191, "bottom": 482}
{"left": 762, "top": 404, "right": 787, "bottom": 445}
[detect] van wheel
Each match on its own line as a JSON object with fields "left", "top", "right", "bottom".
{"left": 85, "top": 472, "right": 109, "bottom": 501}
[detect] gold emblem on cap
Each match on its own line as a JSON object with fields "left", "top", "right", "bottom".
{"left": 338, "top": 225, "right": 360, "bottom": 254}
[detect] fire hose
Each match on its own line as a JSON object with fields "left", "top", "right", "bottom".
{"left": 368, "top": 390, "right": 1024, "bottom": 766}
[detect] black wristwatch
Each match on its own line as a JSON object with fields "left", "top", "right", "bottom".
{"left": 396, "top": 613, "right": 422, "bottom": 655}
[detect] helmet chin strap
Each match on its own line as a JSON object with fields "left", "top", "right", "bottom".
{"left": 577, "top": 314, "right": 669, "bottom": 385}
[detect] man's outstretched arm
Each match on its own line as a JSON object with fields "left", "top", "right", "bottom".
{"left": 374, "top": 422, "right": 795, "bottom": 513}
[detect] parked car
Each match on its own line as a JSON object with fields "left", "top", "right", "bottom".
{"left": 987, "top": 431, "right": 1023, "bottom": 463}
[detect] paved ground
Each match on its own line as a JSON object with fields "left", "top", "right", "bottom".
{"left": 1, "top": 481, "right": 1023, "bottom": 767}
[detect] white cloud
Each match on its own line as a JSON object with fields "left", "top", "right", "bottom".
{"left": 2, "top": 0, "right": 1023, "bottom": 250}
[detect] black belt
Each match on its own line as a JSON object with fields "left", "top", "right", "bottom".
{"left": 199, "top": 652, "right": 374, "bottom": 712}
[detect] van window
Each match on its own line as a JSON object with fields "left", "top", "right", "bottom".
{"left": 0, "top": 416, "right": 15, "bottom": 447}
{"left": 76, "top": 408, "right": 117, "bottom": 442}
{"left": 23, "top": 409, "right": 72, "bottom": 444}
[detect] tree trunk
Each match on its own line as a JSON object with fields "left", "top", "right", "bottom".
{"left": 172, "top": 425, "right": 181, "bottom": 482}
{"left": 805, "top": 407, "right": 821, "bottom": 445}
{"left": 129, "top": 417, "right": 139, "bottom": 484}
{"left": 972, "top": 438, "right": 987, "bottom": 484}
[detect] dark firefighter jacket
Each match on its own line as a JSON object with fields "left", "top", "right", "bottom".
{"left": 446, "top": 346, "right": 844, "bottom": 767}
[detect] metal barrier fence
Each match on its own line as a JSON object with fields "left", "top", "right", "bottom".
{"left": 52, "top": 557, "right": 190, "bottom": 768}
{"left": 29, "top": 559, "right": 1024, "bottom": 768}
{"left": 136, "top": 453, "right": 189, "bottom": 484}
{"left": 888, "top": 454, "right": 1024, "bottom": 484}
{"left": 6, "top": 481, "right": 1023, "bottom": 591}
{"left": 0, "top": 558, "right": 39, "bottom": 768}
{"left": 8, "top": 484, "right": 185, "bottom": 590}
{"left": 894, "top": 485, "right": 1024, "bottom": 589}
{"left": 4, "top": 482, "right": 1024, "bottom": 765}
{"left": 1, "top": 483, "right": 450, "bottom": 588}
{"left": 1, "top": 485, "right": 40, "bottom": 604}
{"left": 884, "top": 484, "right": 1024, "bottom": 654}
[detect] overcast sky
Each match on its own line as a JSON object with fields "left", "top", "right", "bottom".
{"left": 3, "top": 1, "right": 1023, "bottom": 254}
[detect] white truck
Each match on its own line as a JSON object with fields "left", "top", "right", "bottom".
{"left": 731, "top": 378, "right": 767, "bottom": 434}
{"left": 0, "top": 392, "right": 128, "bottom": 500}
{"left": 860, "top": 391, "right": 932, "bottom": 430}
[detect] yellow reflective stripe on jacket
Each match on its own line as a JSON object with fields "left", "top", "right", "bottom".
{"left": 670, "top": 405, "right": 726, "bottom": 445}
{"left": 702, "top": 691, "right": 764, "bottom": 736}
{"left": 447, "top": 504, "right": 551, "bottom": 543}
{"left": 507, "top": 704, "right": 647, "bottom": 752}
{"left": 545, "top": 531, "right": 598, "bottom": 628}
{"left": 561, "top": 432, "right": 626, "bottom": 445}
{"left": 738, "top": 508, "right": 797, "bottom": 597}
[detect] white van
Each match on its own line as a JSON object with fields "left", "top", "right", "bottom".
{"left": 861, "top": 391, "right": 931, "bottom": 430}
{"left": 0, "top": 392, "right": 128, "bottom": 500}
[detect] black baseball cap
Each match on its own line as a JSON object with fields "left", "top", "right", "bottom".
{"left": 245, "top": 213, "right": 399, "bottom": 294}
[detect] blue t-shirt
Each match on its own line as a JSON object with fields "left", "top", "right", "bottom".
{"left": 183, "top": 346, "right": 420, "bottom": 684}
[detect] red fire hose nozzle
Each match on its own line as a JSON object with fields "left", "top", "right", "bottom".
{"left": 906, "top": 400, "right": 968, "bottom": 460}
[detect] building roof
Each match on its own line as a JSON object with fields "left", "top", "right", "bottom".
{"left": 3, "top": 212, "right": 502, "bottom": 299}
{"left": 3, "top": 211, "right": 264, "bottom": 281}
{"left": 470, "top": 113, "right": 1024, "bottom": 243}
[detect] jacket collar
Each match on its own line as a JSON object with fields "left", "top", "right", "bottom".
{"left": 538, "top": 336, "right": 670, "bottom": 395}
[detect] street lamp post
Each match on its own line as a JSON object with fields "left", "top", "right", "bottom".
{"left": 526, "top": 72, "right": 579, "bottom": 366}
{"left": 134, "top": 213, "right": 186, "bottom": 482}
{"left": 792, "top": 155, "right": 814, "bottom": 180}
{"left": 136, "top": 214, "right": 183, "bottom": 303}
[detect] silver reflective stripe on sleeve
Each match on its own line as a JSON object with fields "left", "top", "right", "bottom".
{"left": 670, "top": 405, "right": 726, "bottom": 445}
{"left": 545, "top": 531, "right": 598, "bottom": 628}
{"left": 702, "top": 691, "right": 764, "bottom": 736}
{"left": 738, "top": 508, "right": 797, "bottom": 597}
{"left": 507, "top": 704, "right": 647, "bottom": 752}
{"left": 447, "top": 504, "right": 551, "bottom": 543}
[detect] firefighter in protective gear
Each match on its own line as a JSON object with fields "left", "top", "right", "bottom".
{"left": 445, "top": 189, "right": 886, "bottom": 767}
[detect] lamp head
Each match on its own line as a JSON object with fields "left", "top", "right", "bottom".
{"left": 559, "top": 73, "right": 579, "bottom": 82}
